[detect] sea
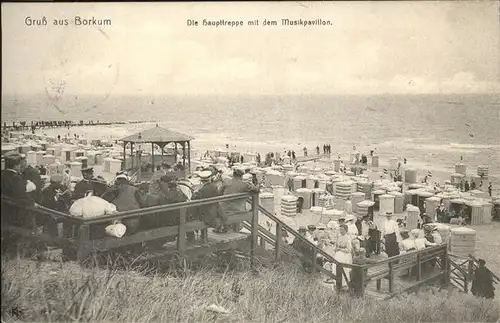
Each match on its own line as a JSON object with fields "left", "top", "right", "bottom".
{"left": 2, "top": 93, "right": 500, "bottom": 192}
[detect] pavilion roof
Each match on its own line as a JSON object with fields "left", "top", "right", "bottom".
{"left": 119, "top": 125, "right": 194, "bottom": 143}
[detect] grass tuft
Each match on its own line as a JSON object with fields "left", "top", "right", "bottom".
{"left": 1, "top": 256, "right": 499, "bottom": 323}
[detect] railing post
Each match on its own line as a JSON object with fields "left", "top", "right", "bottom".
{"left": 275, "top": 223, "right": 282, "bottom": 263}
{"left": 388, "top": 262, "right": 394, "bottom": 293}
{"left": 336, "top": 264, "right": 343, "bottom": 291}
{"left": 177, "top": 208, "right": 187, "bottom": 259}
{"left": 77, "top": 224, "right": 90, "bottom": 265}
{"left": 443, "top": 247, "right": 450, "bottom": 288}
{"left": 466, "top": 259, "right": 474, "bottom": 293}
{"left": 417, "top": 253, "right": 422, "bottom": 281}
{"left": 467, "top": 259, "right": 474, "bottom": 279}
{"left": 250, "top": 193, "right": 259, "bottom": 270}
{"left": 352, "top": 266, "right": 365, "bottom": 297}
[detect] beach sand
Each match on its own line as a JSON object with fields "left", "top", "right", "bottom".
{"left": 16, "top": 123, "right": 479, "bottom": 190}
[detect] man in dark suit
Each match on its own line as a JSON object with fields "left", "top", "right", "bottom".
{"left": 73, "top": 167, "right": 96, "bottom": 200}
{"left": 192, "top": 170, "right": 225, "bottom": 233}
{"left": 220, "top": 168, "right": 259, "bottom": 232}
{"left": 1, "top": 151, "right": 32, "bottom": 204}
{"left": 1, "top": 151, "right": 38, "bottom": 254}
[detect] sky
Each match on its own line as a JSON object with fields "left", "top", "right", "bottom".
{"left": 2, "top": 1, "right": 499, "bottom": 96}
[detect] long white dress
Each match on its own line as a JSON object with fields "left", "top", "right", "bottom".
{"left": 331, "top": 234, "right": 353, "bottom": 288}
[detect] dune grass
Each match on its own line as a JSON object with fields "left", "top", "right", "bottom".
{"left": 2, "top": 254, "right": 499, "bottom": 323}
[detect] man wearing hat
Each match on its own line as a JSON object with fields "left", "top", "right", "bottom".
{"left": 73, "top": 167, "right": 96, "bottom": 200}
{"left": 1, "top": 151, "right": 33, "bottom": 204}
{"left": 41, "top": 174, "right": 71, "bottom": 213}
{"left": 219, "top": 168, "right": 259, "bottom": 232}
{"left": 192, "top": 170, "right": 226, "bottom": 234}
{"left": 380, "top": 212, "right": 401, "bottom": 258}
{"left": 39, "top": 174, "right": 71, "bottom": 236}
{"left": 423, "top": 224, "right": 442, "bottom": 245}
{"left": 1, "top": 151, "right": 37, "bottom": 254}
{"left": 345, "top": 214, "right": 358, "bottom": 238}
{"left": 106, "top": 173, "right": 144, "bottom": 236}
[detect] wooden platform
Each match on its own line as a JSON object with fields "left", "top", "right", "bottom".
{"left": 138, "top": 229, "right": 251, "bottom": 263}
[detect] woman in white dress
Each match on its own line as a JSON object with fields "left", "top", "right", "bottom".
{"left": 331, "top": 224, "right": 353, "bottom": 289}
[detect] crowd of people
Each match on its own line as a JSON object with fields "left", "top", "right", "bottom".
{"left": 1, "top": 149, "right": 495, "bottom": 298}
{"left": 458, "top": 177, "right": 493, "bottom": 197}
{"left": 1, "top": 150, "right": 260, "bottom": 254}
{"left": 287, "top": 210, "right": 450, "bottom": 290}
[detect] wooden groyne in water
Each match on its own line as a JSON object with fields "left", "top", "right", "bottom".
{"left": 2, "top": 120, "right": 150, "bottom": 132}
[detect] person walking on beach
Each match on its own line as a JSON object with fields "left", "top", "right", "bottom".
{"left": 303, "top": 147, "right": 308, "bottom": 157}
{"left": 471, "top": 259, "right": 495, "bottom": 299}
{"left": 464, "top": 180, "right": 470, "bottom": 192}
{"left": 470, "top": 180, "right": 476, "bottom": 190}
{"left": 316, "top": 146, "right": 320, "bottom": 155}
{"left": 488, "top": 183, "right": 492, "bottom": 197}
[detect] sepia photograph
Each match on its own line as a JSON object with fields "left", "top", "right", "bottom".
{"left": 1, "top": 1, "right": 499, "bottom": 322}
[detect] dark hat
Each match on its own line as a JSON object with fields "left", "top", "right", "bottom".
{"left": 307, "top": 225, "right": 316, "bottom": 230}
{"left": 298, "top": 226, "right": 307, "bottom": 232}
{"left": 81, "top": 167, "right": 94, "bottom": 173}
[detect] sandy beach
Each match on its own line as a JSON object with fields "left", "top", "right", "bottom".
{"left": 20, "top": 122, "right": 491, "bottom": 194}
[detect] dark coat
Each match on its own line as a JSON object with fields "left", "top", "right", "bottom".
{"left": 1, "top": 169, "right": 34, "bottom": 227}
{"left": 192, "top": 182, "right": 222, "bottom": 226}
{"left": 73, "top": 179, "right": 94, "bottom": 200}
{"left": 22, "top": 166, "right": 42, "bottom": 203}
{"left": 157, "top": 188, "right": 188, "bottom": 226}
{"left": 108, "top": 185, "right": 144, "bottom": 235}
{"left": 41, "top": 184, "right": 70, "bottom": 212}
{"left": 472, "top": 266, "right": 495, "bottom": 299}
{"left": 220, "top": 178, "right": 259, "bottom": 214}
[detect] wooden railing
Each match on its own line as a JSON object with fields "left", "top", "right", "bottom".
{"left": 447, "top": 253, "right": 500, "bottom": 294}
{"left": 3, "top": 193, "right": 465, "bottom": 298}
{"left": 346, "top": 244, "right": 449, "bottom": 298}
{"left": 1, "top": 192, "right": 259, "bottom": 265}
{"left": 240, "top": 205, "right": 344, "bottom": 284}
{"left": 241, "top": 202, "right": 451, "bottom": 297}
{"left": 244, "top": 201, "right": 360, "bottom": 290}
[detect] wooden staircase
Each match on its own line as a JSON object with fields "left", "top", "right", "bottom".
{"left": 241, "top": 201, "right": 452, "bottom": 300}
{"left": 4, "top": 192, "right": 495, "bottom": 299}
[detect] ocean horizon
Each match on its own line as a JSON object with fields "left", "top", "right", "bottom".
{"left": 2, "top": 93, "right": 499, "bottom": 191}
